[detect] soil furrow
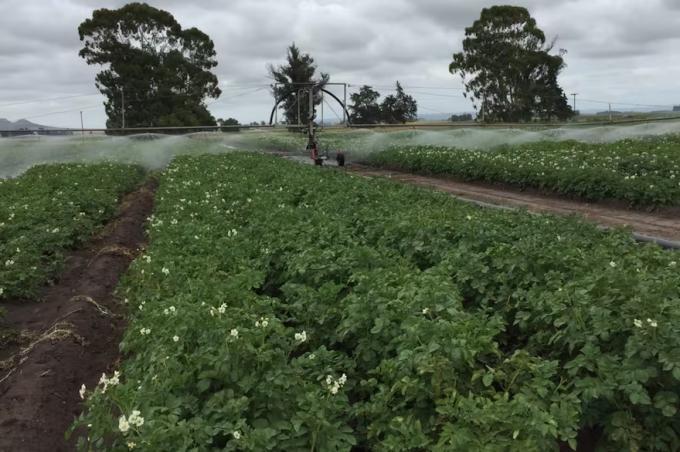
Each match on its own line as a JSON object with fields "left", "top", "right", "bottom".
{"left": 0, "top": 179, "right": 157, "bottom": 452}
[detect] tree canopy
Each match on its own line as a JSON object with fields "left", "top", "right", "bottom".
{"left": 349, "top": 85, "right": 382, "bottom": 124}
{"left": 268, "top": 43, "right": 329, "bottom": 125}
{"left": 78, "top": 2, "right": 221, "bottom": 129}
{"left": 449, "top": 5, "right": 572, "bottom": 122}
{"left": 381, "top": 82, "right": 418, "bottom": 124}
{"left": 218, "top": 117, "right": 240, "bottom": 132}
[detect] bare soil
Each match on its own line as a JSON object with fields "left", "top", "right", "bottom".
{"left": 0, "top": 179, "right": 157, "bottom": 452}
{"left": 349, "top": 164, "right": 680, "bottom": 242}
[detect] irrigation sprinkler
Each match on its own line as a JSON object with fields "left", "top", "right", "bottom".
{"left": 269, "top": 82, "right": 351, "bottom": 166}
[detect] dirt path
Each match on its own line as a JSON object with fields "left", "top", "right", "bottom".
{"left": 0, "top": 179, "right": 157, "bottom": 452}
{"left": 349, "top": 165, "right": 680, "bottom": 243}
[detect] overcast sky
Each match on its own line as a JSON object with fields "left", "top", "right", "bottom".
{"left": 1, "top": 0, "right": 680, "bottom": 128}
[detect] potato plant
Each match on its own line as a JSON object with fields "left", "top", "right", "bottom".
{"left": 366, "top": 136, "right": 680, "bottom": 207}
{"left": 75, "top": 153, "right": 680, "bottom": 451}
{"left": 0, "top": 163, "right": 145, "bottom": 299}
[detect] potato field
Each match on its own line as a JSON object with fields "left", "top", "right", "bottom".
{"left": 61, "top": 153, "right": 680, "bottom": 451}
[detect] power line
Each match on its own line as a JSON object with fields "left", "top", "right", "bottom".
{"left": 23, "top": 103, "right": 103, "bottom": 120}
{"left": 220, "top": 83, "right": 271, "bottom": 89}
{"left": 349, "top": 84, "right": 465, "bottom": 91}
{"left": 408, "top": 91, "right": 466, "bottom": 99}
{"left": 206, "top": 87, "right": 268, "bottom": 106}
{"left": 417, "top": 104, "right": 453, "bottom": 115}
{"left": 1, "top": 85, "right": 271, "bottom": 111}
{"left": 0, "top": 93, "right": 102, "bottom": 108}
{"left": 578, "top": 98, "right": 672, "bottom": 109}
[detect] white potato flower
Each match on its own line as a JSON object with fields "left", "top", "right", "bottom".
{"left": 118, "top": 415, "right": 130, "bottom": 433}
{"left": 128, "top": 410, "right": 144, "bottom": 427}
{"left": 325, "top": 373, "right": 347, "bottom": 394}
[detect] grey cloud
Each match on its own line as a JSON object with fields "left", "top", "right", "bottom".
{"left": 1, "top": 0, "right": 679, "bottom": 128}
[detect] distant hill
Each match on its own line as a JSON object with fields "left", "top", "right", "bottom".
{"left": 0, "top": 118, "right": 59, "bottom": 131}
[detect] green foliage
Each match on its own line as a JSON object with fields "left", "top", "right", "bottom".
{"left": 349, "top": 85, "right": 382, "bottom": 124}
{"left": 450, "top": 113, "right": 473, "bottom": 122}
{"left": 381, "top": 81, "right": 418, "bottom": 124}
{"left": 450, "top": 5, "right": 573, "bottom": 122}
{"left": 367, "top": 137, "right": 680, "bottom": 207}
{"left": 218, "top": 118, "right": 241, "bottom": 132}
{"left": 268, "top": 43, "right": 329, "bottom": 125}
{"left": 0, "top": 163, "right": 145, "bottom": 300}
{"left": 78, "top": 2, "right": 221, "bottom": 129}
{"left": 76, "top": 153, "right": 680, "bottom": 451}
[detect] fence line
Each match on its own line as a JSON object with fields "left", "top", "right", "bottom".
{"left": 2, "top": 114, "right": 680, "bottom": 136}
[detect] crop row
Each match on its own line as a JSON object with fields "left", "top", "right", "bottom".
{"left": 76, "top": 153, "right": 679, "bottom": 451}
{"left": 365, "top": 136, "right": 680, "bottom": 207}
{"left": 0, "top": 163, "right": 145, "bottom": 300}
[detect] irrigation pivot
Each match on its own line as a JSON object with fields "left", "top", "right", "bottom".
{"left": 270, "top": 82, "right": 350, "bottom": 166}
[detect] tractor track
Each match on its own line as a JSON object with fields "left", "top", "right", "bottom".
{"left": 347, "top": 164, "right": 680, "bottom": 246}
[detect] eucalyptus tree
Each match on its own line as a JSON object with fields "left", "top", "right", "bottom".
{"left": 450, "top": 6, "right": 572, "bottom": 122}
{"left": 79, "top": 3, "right": 221, "bottom": 129}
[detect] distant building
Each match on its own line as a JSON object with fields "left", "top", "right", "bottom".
{"left": 673, "top": 106, "right": 680, "bottom": 112}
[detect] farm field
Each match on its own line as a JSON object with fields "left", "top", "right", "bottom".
{"left": 348, "top": 165, "right": 680, "bottom": 243}
{"left": 3, "top": 119, "right": 680, "bottom": 179}
{"left": 0, "top": 163, "right": 145, "bottom": 300}
{"left": 75, "top": 153, "right": 680, "bottom": 451}
{"left": 365, "top": 136, "right": 680, "bottom": 207}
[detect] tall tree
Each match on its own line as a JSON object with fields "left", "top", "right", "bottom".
{"left": 268, "top": 43, "right": 329, "bottom": 125}
{"left": 78, "top": 2, "right": 221, "bottom": 129}
{"left": 381, "top": 82, "right": 418, "bottom": 124}
{"left": 349, "top": 85, "right": 382, "bottom": 124}
{"left": 449, "top": 5, "right": 573, "bottom": 122}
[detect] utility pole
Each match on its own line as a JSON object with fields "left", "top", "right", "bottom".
{"left": 608, "top": 103, "right": 612, "bottom": 122}
{"left": 297, "top": 89, "right": 303, "bottom": 126}
{"left": 570, "top": 93, "right": 578, "bottom": 113}
{"left": 308, "top": 86, "right": 314, "bottom": 138}
{"left": 121, "top": 87, "right": 125, "bottom": 129}
{"left": 343, "top": 83, "right": 347, "bottom": 125}
{"left": 480, "top": 96, "right": 486, "bottom": 122}
{"left": 80, "top": 111, "right": 84, "bottom": 134}
{"left": 321, "top": 90, "right": 324, "bottom": 130}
